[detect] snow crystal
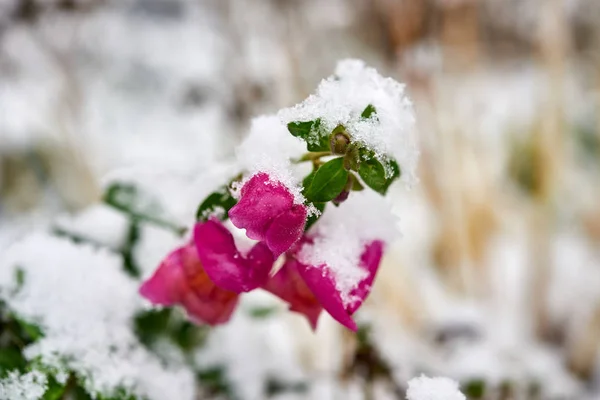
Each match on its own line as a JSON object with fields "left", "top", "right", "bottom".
{"left": 279, "top": 59, "right": 418, "bottom": 185}
{"left": 0, "top": 371, "right": 47, "bottom": 400}
{"left": 406, "top": 375, "right": 465, "bottom": 400}
{"left": 236, "top": 115, "right": 307, "bottom": 204}
{"left": 299, "top": 191, "right": 399, "bottom": 306}
{"left": 0, "top": 233, "right": 195, "bottom": 400}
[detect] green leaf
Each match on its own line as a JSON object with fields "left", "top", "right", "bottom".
{"left": 197, "top": 366, "right": 236, "bottom": 398}
{"left": 248, "top": 306, "right": 277, "bottom": 319}
{"left": 134, "top": 309, "right": 172, "bottom": 347}
{"left": 351, "top": 173, "right": 364, "bottom": 191}
{"left": 287, "top": 119, "right": 330, "bottom": 152}
{"left": 42, "top": 375, "right": 67, "bottom": 400}
{"left": 381, "top": 159, "right": 401, "bottom": 193}
{"left": 361, "top": 104, "right": 377, "bottom": 119}
{"left": 304, "top": 202, "right": 325, "bottom": 232}
{"left": 0, "top": 348, "right": 27, "bottom": 376}
{"left": 463, "top": 379, "right": 486, "bottom": 399}
{"left": 13, "top": 317, "right": 44, "bottom": 342}
{"left": 304, "top": 157, "right": 348, "bottom": 202}
{"left": 103, "top": 183, "right": 185, "bottom": 236}
{"left": 196, "top": 186, "right": 237, "bottom": 222}
{"left": 171, "top": 322, "right": 209, "bottom": 351}
{"left": 358, "top": 157, "right": 387, "bottom": 194}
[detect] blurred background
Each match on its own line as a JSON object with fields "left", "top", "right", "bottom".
{"left": 2, "top": 0, "right": 600, "bottom": 399}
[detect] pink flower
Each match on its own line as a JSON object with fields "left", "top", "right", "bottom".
{"left": 194, "top": 219, "right": 275, "bottom": 293}
{"left": 269, "top": 240, "right": 384, "bottom": 331}
{"left": 228, "top": 173, "right": 307, "bottom": 257}
{"left": 263, "top": 258, "right": 323, "bottom": 330}
{"left": 139, "top": 241, "right": 239, "bottom": 325}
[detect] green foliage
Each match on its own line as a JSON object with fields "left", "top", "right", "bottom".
{"left": 247, "top": 306, "right": 277, "bottom": 319}
{"left": 121, "top": 221, "right": 141, "bottom": 277}
{"left": 41, "top": 375, "right": 67, "bottom": 400}
{"left": 361, "top": 104, "right": 377, "bottom": 119}
{"left": 196, "top": 187, "right": 237, "bottom": 222}
{"left": 134, "top": 309, "right": 209, "bottom": 353}
{"left": 287, "top": 119, "right": 330, "bottom": 152}
{"left": 304, "top": 202, "right": 325, "bottom": 232}
{"left": 197, "top": 366, "right": 236, "bottom": 399}
{"left": 0, "top": 348, "right": 27, "bottom": 376}
{"left": 462, "top": 379, "right": 485, "bottom": 399}
{"left": 303, "top": 157, "right": 348, "bottom": 202}
{"left": 357, "top": 151, "right": 400, "bottom": 195}
{"left": 103, "top": 183, "right": 185, "bottom": 236}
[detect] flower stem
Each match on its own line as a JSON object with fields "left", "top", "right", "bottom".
{"left": 294, "top": 151, "right": 331, "bottom": 163}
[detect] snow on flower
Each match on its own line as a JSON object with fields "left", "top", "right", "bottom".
{"left": 298, "top": 191, "right": 399, "bottom": 310}
{"left": 235, "top": 115, "right": 307, "bottom": 204}
{"left": 282, "top": 238, "right": 384, "bottom": 331}
{"left": 228, "top": 173, "right": 308, "bottom": 257}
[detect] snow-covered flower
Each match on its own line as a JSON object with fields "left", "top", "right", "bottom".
{"left": 266, "top": 238, "right": 384, "bottom": 331}
{"left": 229, "top": 173, "right": 308, "bottom": 258}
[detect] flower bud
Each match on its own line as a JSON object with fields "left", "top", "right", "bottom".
{"left": 329, "top": 125, "right": 351, "bottom": 155}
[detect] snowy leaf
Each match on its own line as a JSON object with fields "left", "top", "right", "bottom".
{"left": 360, "top": 104, "right": 376, "bottom": 119}
{"left": 195, "top": 186, "right": 237, "bottom": 222}
{"left": 286, "top": 119, "right": 329, "bottom": 152}
{"left": 304, "top": 202, "right": 325, "bottom": 232}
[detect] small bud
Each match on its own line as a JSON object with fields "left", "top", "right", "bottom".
{"left": 329, "top": 125, "right": 351, "bottom": 155}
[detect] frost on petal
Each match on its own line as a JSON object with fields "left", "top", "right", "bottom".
{"left": 296, "top": 260, "right": 357, "bottom": 331}
{"left": 229, "top": 173, "right": 294, "bottom": 240}
{"left": 263, "top": 258, "right": 322, "bottom": 330}
{"left": 140, "top": 243, "right": 239, "bottom": 326}
{"left": 299, "top": 191, "right": 397, "bottom": 308}
{"left": 293, "top": 240, "right": 384, "bottom": 332}
{"left": 266, "top": 204, "right": 308, "bottom": 258}
{"left": 194, "top": 220, "right": 274, "bottom": 293}
{"left": 346, "top": 240, "right": 384, "bottom": 314}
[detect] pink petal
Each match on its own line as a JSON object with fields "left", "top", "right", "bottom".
{"left": 194, "top": 219, "right": 274, "bottom": 293}
{"left": 229, "top": 173, "right": 294, "bottom": 240}
{"left": 265, "top": 204, "right": 307, "bottom": 258}
{"left": 139, "top": 247, "right": 188, "bottom": 305}
{"left": 140, "top": 243, "right": 240, "bottom": 325}
{"left": 293, "top": 240, "right": 385, "bottom": 331}
{"left": 263, "top": 258, "right": 322, "bottom": 330}
{"left": 347, "top": 240, "right": 385, "bottom": 314}
{"left": 296, "top": 261, "right": 358, "bottom": 331}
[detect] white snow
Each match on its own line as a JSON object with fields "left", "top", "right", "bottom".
{"left": 299, "top": 191, "right": 399, "bottom": 306}
{"left": 0, "top": 371, "right": 47, "bottom": 400}
{"left": 279, "top": 59, "right": 418, "bottom": 185}
{"left": 406, "top": 375, "right": 465, "bottom": 400}
{"left": 0, "top": 233, "right": 196, "bottom": 400}
{"left": 235, "top": 115, "right": 307, "bottom": 205}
